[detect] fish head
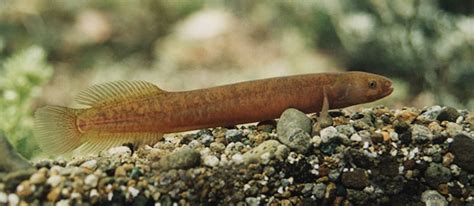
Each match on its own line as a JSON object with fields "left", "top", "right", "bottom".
{"left": 331, "top": 71, "right": 393, "bottom": 107}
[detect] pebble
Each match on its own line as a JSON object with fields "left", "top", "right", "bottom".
{"left": 7, "top": 193, "right": 19, "bottom": 205}
{"left": 106, "top": 146, "right": 132, "bottom": 157}
{"left": 437, "top": 107, "right": 460, "bottom": 122}
{"left": 341, "top": 169, "right": 368, "bottom": 189}
{"left": 156, "top": 147, "right": 201, "bottom": 170}
{"left": 277, "top": 108, "right": 313, "bottom": 153}
{"left": 319, "top": 126, "right": 339, "bottom": 143}
{"left": 46, "top": 175, "right": 62, "bottom": 187}
{"left": 81, "top": 159, "right": 98, "bottom": 170}
{"left": 0, "top": 192, "right": 6, "bottom": 204}
{"left": 29, "top": 170, "right": 47, "bottom": 184}
{"left": 202, "top": 155, "right": 219, "bottom": 167}
{"left": 115, "top": 166, "right": 127, "bottom": 177}
{"left": 421, "top": 190, "right": 448, "bottom": 206}
{"left": 225, "top": 129, "right": 243, "bottom": 143}
{"left": 417, "top": 105, "right": 442, "bottom": 122}
{"left": 449, "top": 134, "right": 474, "bottom": 172}
{"left": 243, "top": 140, "right": 289, "bottom": 164}
{"left": 85, "top": 174, "right": 99, "bottom": 187}
{"left": 445, "top": 122, "right": 463, "bottom": 137}
{"left": 411, "top": 124, "right": 433, "bottom": 143}
{"left": 425, "top": 163, "right": 452, "bottom": 188}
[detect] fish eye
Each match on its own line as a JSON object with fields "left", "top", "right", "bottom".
{"left": 368, "top": 80, "right": 377, "bottom": 89}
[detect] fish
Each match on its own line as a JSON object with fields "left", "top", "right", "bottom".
{"left": 34, "top": 71, "right": 393, "bottom": 155}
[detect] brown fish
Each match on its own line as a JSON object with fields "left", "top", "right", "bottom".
{"left": 34, "top": 71, "right": 393, "bottom": 155}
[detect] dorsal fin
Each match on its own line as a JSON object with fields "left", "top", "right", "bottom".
{"left": 74, "top": 80, "right": 165, "bottom": 107}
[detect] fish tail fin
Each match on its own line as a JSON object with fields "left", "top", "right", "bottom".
{"left": 35, "top": 80, "right": 165, "bottom": 155}
{"left": 34, "top": 105, "right": 84, "bottom": 155}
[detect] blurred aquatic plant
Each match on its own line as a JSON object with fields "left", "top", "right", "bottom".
{"left": 0, "top": 46, "right": 53, "bottom": 158}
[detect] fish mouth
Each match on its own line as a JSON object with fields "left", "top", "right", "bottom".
{"left": 383, "top": 82, "right": 394, "bottom": 97}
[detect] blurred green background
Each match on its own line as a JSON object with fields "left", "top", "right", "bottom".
{"left": 0, "top": 0, "right": 472, "bottom": 158}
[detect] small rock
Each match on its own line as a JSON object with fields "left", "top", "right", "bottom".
{"left": 257, "top": 120, "right": 277, "bottom": 132}
{"left": 47, "top": 175, "right": 62, "bottom": 187}
{"left": 203, "top": 155, "right": 219, "bottom": 167}
{"left": 225, "top": 129, "right": 243, "bottom": 143}
{"left": 201, "top": 134, "right": 214, "bottom": 146}
{"left": 421, "top": 190, "right": 448, "bottom": 206}
{"left": 0, "top": 192, "right": 6, "bottom": 204}
{"left": 341, "top": 169, "right": 369, "bottom": 189}
{"left": 47, "top": 187, "right": 61, "bottom": 202}
{"left": 350, "top": 133, "right": 362, "bottom": 142}
{"left": 115, "top": 166, "right": 127, "bottom": 177}
{"left": 85, "top": 174, "right": 98, "bottom": 187}
{"left": 7, "top": 194, "right": 19, "bottom": 206}
{"left": 30, "top": 170, "right": 47, "bottom": 184}
{"left": 417, "top": 105, "right": 442, "bottom": 123}
{"left": 396, "top": 109, "right": 419, "bottom": 124}
{"left": 347, "top": 189, "right": 369, "bottom": 205}
{"left": 449, "top": 134, "right": 474, "bottom": 172}
{"left": 437, "top": 107, "right": 460, "bottom": 122}
{"left": 411, "top": 124, "right": 433, "bottom": 143}
{"left": 129, "top": 167, "right": 142, "bottom": 179}
{"left": 156, "top": 147, "right": 201, "bottom": 170}
{"left": 425, "top": 163, "right": 452, "bottom": 188}
{"left": 442, "top": 152, "right": 454, "bottom": 167}
{"left": 209, "top": 142, "right": 225, "bottom": 153}
{"left": 80, "top": 160, "right": 97, "bottom": 170}
{"left": 106, "top": 146, "right": 132, "bottom": 157}
{"left": 277, "top": 108, "right": 313, "bottom": 153}
{"left": 243, "top": 140, "right": 289, "bottom": 164}
{"left": 320, "top": 126, "right": 339, "bottom": 143}
{"left": 16, "top": 180, "right": 33, "bottom": 198}
{"left": 312, "top": 183, "right": 326, "bottom": 199}
{"left": 445, "top": 122, "right": 463, "bottom": 137}
{"left": 336, "top": 125, "right": 356, "bottom": 137}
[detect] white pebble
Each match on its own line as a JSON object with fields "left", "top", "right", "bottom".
{"left": 90, "top": 189, "right": 99, "bottom": 197}
{"left": 85, "top": 174, "right": 99, "bottom": 187}
{"left": 107, "top": 146, "right": 132, "bottom": 157}
{"left": 203, "top": 155, "right": 219, "bottom": 167}
{"left": 350, "top": 133, "right": 362, "bottom": 142}
{"left": 81, "top": 160, "right": 98, "bottom": 170}
{"left": 0, "top": 192, "right": 7, "bottom": 203}
{"left": 128, "top": 187, "right": 140, "bottom": 197}
{"left": 56, "top": 199, "right": 70, "bottom": 206}
{"left": 231, "top": 153, "right": 243, "bottom": 165}
{"left": 8, "top": 194, "right": 19, "bottom": 205}
{"left": 47, "top": 175, "right": 62, "bottom": 187}
{"left": 409, "top": 147, "right": 419, "bottom": 160}
{"left": 320, "top": 126, "right": 338, "bottom": 143}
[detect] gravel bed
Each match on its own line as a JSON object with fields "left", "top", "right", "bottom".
{"left": 0, "top": 106, "right": 473, "bottom": 205}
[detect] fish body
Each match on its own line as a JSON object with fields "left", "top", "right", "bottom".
{"left": 34, "top": 71, "right": 393, "bottom": 155}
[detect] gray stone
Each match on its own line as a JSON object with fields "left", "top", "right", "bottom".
{"left": 243, "top": 140, "right": 289, "bottom": 164}
{"left": 417, "top": 105, "right": 443, "bottom": 123}
{"left": 156, "top": 147, "right": 201, "bottom": 170}
{"left": 277, "top": 108, "right": 312, "bottom": 153}
{"left": 0, "top": 133, "right": 33, "bottom": 173}
{"left": 421, "top": 190, "right": 448, "bottom": 206}
{"left": 411, "top": 124, "right": 433, "bottom": 143}
{"left": 424, "top": 163, "right": 452, "bottom": 188}
{"left": 312, "top": 183, "right": 326, "bottom": 199}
